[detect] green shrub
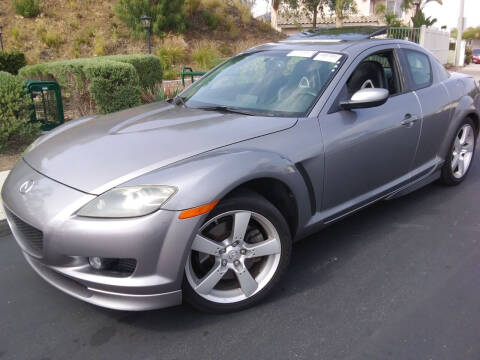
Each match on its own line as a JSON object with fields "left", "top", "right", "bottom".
{"left": 202, "top": 10, "right": 219, "bottom": 30}
{"left": 12, "top": 0, "right": 41, "bottom": 18}
{"left": 465, "top": 47, "right": 473, "bottom": 65}
{"left": 99, "top": 54, "right": 163, "bottom": 91}
{"left": 115, "top": 0, "right": 186, "bottom": 37}
{"left": 83, "top": 61, "right": 141, "bottom": 114}
{"left": 0, "top": 51, "right": 27, "bottom": 75}
{"left": 20, "top": 57, "right": 142, "bottom": 115}
{"left": 0, "top": 71, "right": 40, "bottom": 153}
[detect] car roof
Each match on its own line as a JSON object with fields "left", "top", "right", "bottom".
{"left": 245, "top": 39, "right": 421, "bottom": 55}
{"left": 246, "top": 38, "right": 421, "bottom": 56}
{"left": 241, "top": 26, "right": 426, "bottom": 56}
{"left": 287, "top": 26, "right": 389, "bottom": 41}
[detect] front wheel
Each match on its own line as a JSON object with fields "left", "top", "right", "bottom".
{"left": 183, "top": 192, "right": 292, "bottom": 313}
{"left": 440, "top": 119, "right": 477, "bottom": 186}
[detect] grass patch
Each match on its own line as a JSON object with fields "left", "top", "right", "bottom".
{"left": 192, "top": 41, "right": 220, "bottom": 71}
{"left": 232, "top": 0, "right": 252, "bottom": 24}
{"left": 93, "top": 35, "right": 106, "bottom": 56}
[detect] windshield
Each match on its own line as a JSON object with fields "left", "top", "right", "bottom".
{"left": 180, "top": 50, "right": 345, "bottom": 117}
{"left": 473, "top": 49, "right": 480, "bottom": 55}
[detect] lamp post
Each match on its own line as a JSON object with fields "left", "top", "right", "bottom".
{"left": 140, "top": 15, "right": 152, "bottom": 54}
{"left": 0, "top": 25, "right": 4, "bottom": 51}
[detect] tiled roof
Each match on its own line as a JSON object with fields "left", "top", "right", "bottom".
{"left": 278, "top": 13, "right": 380, "bottom": 26}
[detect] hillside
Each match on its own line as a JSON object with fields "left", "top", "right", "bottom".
{"left": 0, "top": 0, "right": 284, "bottom": 69}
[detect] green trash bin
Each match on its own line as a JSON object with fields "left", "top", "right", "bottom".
{"left": 24, "top": 80, "right": 65, "bottom": 131}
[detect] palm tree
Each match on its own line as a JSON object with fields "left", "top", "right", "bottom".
{"left": 401, "top": 0, "right": 442, "bottom": 19}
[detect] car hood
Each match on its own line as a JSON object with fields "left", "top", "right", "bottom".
{"left": 24, "top": 101, "right": 296, "bottom": 194}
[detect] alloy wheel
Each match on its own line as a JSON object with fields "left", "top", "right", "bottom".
{"left": 451, "top": 124, "right": 475, "bottom": 179}
{"left": 185, "top": 210, "right": 282, "bottom": 304}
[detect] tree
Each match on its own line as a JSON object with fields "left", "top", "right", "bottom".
{"left": 283, "top": 0, "right": 323, "bottom": 28}
{"left": 115, "top": 0, "right": 186, "bottom": 37}
{"left": 280, "top": 0, "right": 356, "bottom": 28}
{"left": 401, "top": 0, "right": 442, "bottom": 23}
{"left": 329, "top": 0, "right": 356, "bottom": 28}
{"left": 411, "top": 8, "right": 437, "bottom": 27}
{"left": 462, "top": 27, "right": 480, "bottom": 40}
{"left": 375, "top": 3, "right": 404, "bottom": 27}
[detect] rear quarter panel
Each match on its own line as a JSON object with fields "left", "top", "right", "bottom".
{"left": 438, "top": 73, "right": 480, "bottom": 159}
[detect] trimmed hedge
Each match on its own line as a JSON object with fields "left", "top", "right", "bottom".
{"left": 19, "top": 54, "right": 162, "bottom": 115}
{"left": 19, "top": 57, "right": 144, "bottom": 115}
{"left": 0, "top": 71, "right": 40, "bottom": 152}
{"left": 97, "top": 54, "right": 163, "bottom": 91}
{"left": 0, "top": 50, "right": 27, "bottom": 75}
{"left": 83, "top": 60, "right": 142, "bottom": 114}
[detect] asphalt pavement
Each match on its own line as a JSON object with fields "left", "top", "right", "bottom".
{"left": 459, "top": 63, "right": 480, "bottom": 81}
{"left": 1, "top": 148, "right": 480, "bottom": 360}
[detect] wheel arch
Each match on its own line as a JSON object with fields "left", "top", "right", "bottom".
{"left": 439, "top": 97, "right": 480, "bottom": 160}
{"left": 222, "top": 177, "right": 299, "bottom": 238}
{"left": 466, "top": 111, "right": 479, "bottom": 136}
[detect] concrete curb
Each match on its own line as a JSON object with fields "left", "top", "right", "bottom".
{"left": 0, "top": 219, "right": 10, "bottom": 237}
{"left": 0, "top": 170, "right": 10, "bottom": 222}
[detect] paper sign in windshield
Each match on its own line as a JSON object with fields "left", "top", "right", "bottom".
{"left": 287, "top": 50, "right": 317, "bottom": 58}
{"left": 313, "top": 53, "right": 342, "bottom": 63}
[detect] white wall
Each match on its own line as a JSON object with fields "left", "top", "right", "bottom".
{"left": 420, "top": 26, "right": 450, "bottom": 64}
{"left": 356, "top": 0, "right": 371, "bottom": 16}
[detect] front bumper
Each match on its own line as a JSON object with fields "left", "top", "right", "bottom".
{"left": 2, "top": 160, "right": 202, "bottom": 311}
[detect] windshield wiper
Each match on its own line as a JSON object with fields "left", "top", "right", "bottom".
{"left": 171, "top": 95, "right": 188, "bottom": 108}
{"left": 194, "top": 105, "right": 272, "bottom": 116}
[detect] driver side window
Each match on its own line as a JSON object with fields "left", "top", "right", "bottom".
{"left": 331, "top": 49, "right": 401, "bottom": 113}
{"left": 346, "top": 51, "right": 401, "bottom": 96}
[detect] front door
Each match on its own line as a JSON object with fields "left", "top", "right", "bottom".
{"left": 319, "top": 47, "right": 422, "bottom": 219}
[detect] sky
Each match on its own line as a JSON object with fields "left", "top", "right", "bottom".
{"left": 423, "top": 0, "right": 480, "bottom": 30}
{"left": 252, "top": 0, "right": 480, "bottom": 30}
{"left": 252, "top": 0, "right": 269, "bottom": 17}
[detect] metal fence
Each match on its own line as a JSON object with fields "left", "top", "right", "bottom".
{"left": 386, "top": 27, "right": 421, "bottom": 44}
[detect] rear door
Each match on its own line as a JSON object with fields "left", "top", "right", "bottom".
{"left": 319, "top": 45, "right": 422, "bottom": 219}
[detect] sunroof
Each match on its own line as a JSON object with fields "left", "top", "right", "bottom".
{"left": 285, "top": 26, "right": 388, "bottom": 41}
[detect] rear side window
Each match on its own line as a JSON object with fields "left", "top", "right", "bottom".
{"left": 404, "top": 50, "right": 432, "bottom": 90}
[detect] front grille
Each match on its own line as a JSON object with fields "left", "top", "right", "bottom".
{"left": 6, "top": 209, "right": 43, "bottom": 257}
{"left": 113, "top": 259, "right": 137, "bottom": 275}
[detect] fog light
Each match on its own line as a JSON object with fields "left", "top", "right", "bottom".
{"left": 89, "top": 256, "right": 107, "bottom": 270}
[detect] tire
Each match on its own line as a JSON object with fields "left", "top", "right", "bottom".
{"left": 183, "top": 191, "right": 292, "bottom": 313}
{"left": 440, "top": 118, "right": 477, "bottom": 186}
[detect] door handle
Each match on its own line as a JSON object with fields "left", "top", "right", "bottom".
{"left": 400, "top": 114, "right": 420, "bottom": 127}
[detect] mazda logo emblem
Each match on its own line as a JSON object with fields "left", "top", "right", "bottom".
{"left": 19, "top": 180, "right": 34, "bottom": 194}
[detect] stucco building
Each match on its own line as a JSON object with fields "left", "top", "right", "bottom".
{"left": 272, "top": 0, "right": 415, "bottom": 35}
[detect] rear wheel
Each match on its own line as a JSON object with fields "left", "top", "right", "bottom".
{"left": 440, "top": 119, "right": 476, "bottom": 186}
{"left": 183, "top": 192, "right": 291, "bottom": 313}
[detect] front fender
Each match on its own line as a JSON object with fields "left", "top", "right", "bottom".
{"left": 120, "top": 149, "right": 313, "bottom": 286}
{"left": 123, "top": 148, "right": 312, "bottom": 228}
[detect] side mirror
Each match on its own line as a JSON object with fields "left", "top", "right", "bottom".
{"left": 340, "top": 88, "right": 389, "bottom": 110}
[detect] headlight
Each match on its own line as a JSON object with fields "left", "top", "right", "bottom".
{"left": 77, "top": 185, "right": 177, "bottom": 218}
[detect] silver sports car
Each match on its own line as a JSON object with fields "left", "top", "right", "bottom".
{"left": 3, "top": 28, "right": 480, "bottom": 312}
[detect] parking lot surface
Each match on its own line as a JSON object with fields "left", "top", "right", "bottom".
{"left": 1, "top": 152, "right": 480, "bottom": 360}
